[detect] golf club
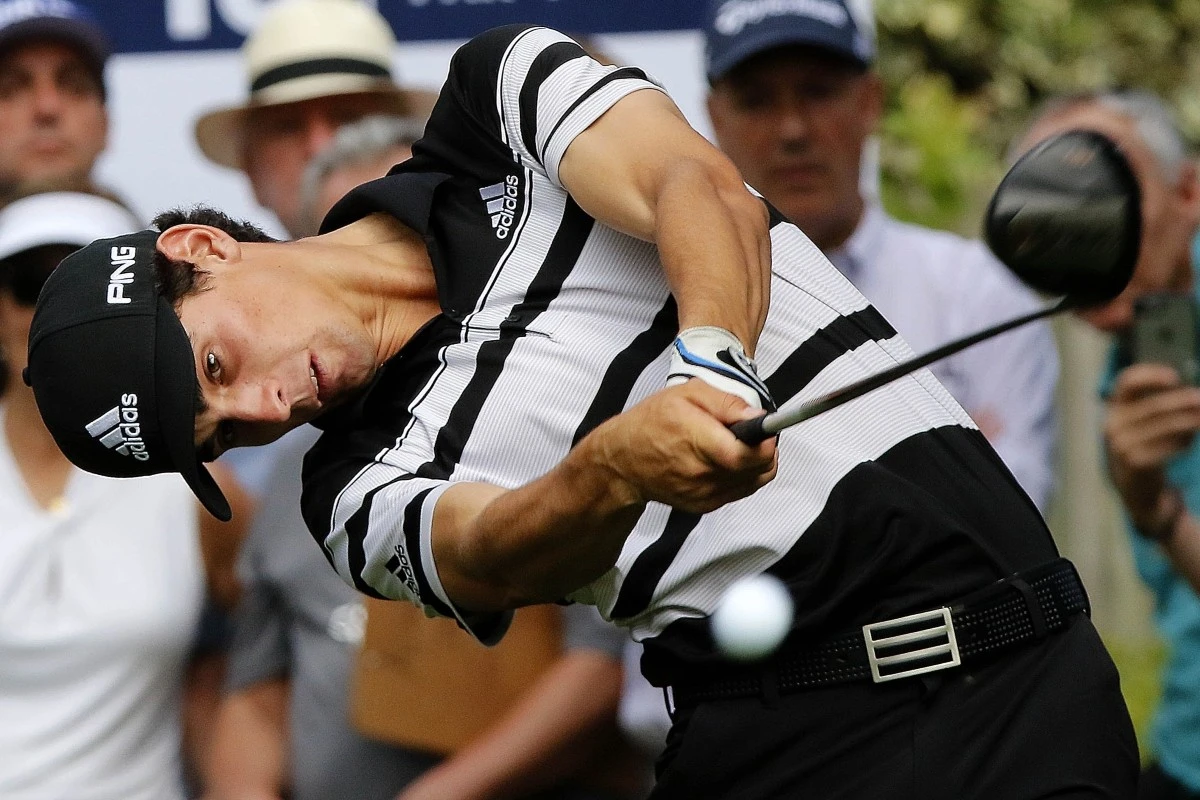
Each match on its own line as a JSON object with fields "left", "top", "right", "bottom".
{"left": 732, "top": 129, "right": 1142, "bottom": 444}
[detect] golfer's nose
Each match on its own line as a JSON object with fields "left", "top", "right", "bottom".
{"left": 236, "top": 382, "right": 292, "bottom": 424}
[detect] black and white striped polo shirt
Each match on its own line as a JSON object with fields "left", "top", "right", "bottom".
{"left": 304, "top": 24, "right": 1056, "bottom": 675}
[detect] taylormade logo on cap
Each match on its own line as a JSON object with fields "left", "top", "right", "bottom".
{"left": 107, "top": 245, "right": 136, "bottom": 304}
{"left": 85, "top": 395, "right": 150, "bottom": 462}
{"left": 713, "top": 0, "right": 849, "bottom": 36}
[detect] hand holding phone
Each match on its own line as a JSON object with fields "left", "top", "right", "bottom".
{"left": 1131, "top": 293, "right": 1200, "bottom": 386}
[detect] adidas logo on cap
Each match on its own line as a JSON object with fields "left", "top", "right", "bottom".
{"left": 479, "top": 175, "right": 520, "bottom": 239}
{"left": 85, "top": 394, "right": 150, "bottom": 461}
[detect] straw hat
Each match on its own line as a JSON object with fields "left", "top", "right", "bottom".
{"left": 194, "top": 0, "right": 436, "bottom": 170}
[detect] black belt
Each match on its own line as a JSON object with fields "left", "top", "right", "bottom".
{"left": 670, "top": 558, "right": 1089, "bottom": 707}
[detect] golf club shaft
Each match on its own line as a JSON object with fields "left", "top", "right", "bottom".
{"left": 731, "top": 298, "right": 1072, "bottom": 444}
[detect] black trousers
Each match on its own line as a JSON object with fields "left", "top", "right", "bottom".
{"left": 650, "top": 618, "right": 1137, "bottom": 799}
{"left": 1141, "top": 763, "right": 1200, "bottom": 800}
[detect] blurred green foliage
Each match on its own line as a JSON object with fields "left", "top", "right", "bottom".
{"left": 876, "top": 0, "right": 1200, "bottom": 232}
{"left": 1106, "top": 632, "right": 1166, "bottom": 764}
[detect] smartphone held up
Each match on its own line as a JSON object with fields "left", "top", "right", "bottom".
{"left": 1130, "top": 293, "right": 1200, "bottom": 386}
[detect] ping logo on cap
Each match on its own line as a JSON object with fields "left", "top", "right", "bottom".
{"left": 85, "top": 394, "right": 150, "bottom": 461}
{"left": 107, "top": 245, "right": 136, "bottom": 304}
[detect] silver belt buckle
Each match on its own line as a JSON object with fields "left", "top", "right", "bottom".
{"left": 862, "top": 607, "right": 961, "bottom": 683}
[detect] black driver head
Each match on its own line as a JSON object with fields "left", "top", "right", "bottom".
{"left": 985, "top": 129, "right": 1141, "bottom": 306}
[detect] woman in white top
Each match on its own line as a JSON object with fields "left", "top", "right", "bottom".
{"left": 0, "top": 190, "right": 248, "bottom": 799}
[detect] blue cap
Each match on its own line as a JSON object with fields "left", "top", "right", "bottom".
{"left": 0, "top": 0, "right": 109, "bottom": 73}
{"left": 705, "top": 0, "right": 874, "bottom": 82}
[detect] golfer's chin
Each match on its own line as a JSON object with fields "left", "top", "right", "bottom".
{"left": 238, "top": 412, "right": 324, "bottom": 452}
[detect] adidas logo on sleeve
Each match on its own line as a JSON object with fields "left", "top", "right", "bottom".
{"left": 85, "top": 394, "right": 150, "bottom": 461}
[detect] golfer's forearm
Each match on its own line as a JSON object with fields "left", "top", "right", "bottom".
{"left": 654, "top": 157, "right": 771, "bottom": 354}
{"left": 436, "top": 436, "right": 646, "bottom": 610}
{"left": 435, "top": 382, "right": 766, "bottom": 611}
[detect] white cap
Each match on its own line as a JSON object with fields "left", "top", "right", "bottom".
{"left": 0, "top": 192, "right": 142, "bottom": 260}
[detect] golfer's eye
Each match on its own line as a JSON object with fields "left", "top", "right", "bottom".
{"left": 205, "top": 351, "right": 222, "bottom": 381}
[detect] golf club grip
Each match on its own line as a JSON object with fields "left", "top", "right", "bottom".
{"left": 730, "top": 415, "right": 769, "bottom": 444}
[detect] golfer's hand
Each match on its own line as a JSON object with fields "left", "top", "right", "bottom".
{"left": 593, "top": 380, "right": 777, "bottom": 514}
{"left": 1105, "top": 363, "right": 1200, "bottom": 528}
{"left": 667, "top": 326, "right": 775, "bottom": 410}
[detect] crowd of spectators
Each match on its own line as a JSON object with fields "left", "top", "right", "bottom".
{"left": 2, "top": 0, "right": 1199, "bottom": 798}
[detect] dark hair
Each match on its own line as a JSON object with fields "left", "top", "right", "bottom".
{"left": 150, "top": 206, "right": 277, "bottom": 307}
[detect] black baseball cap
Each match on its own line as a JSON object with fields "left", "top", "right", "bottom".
{"left": 25, "top": 229, "right": 232, "bottom": 521}
{"left": 704, "top": 0, "right": 874, "bottom": 83}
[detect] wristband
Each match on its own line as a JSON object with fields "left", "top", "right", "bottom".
{"left": 1135, "top": 485, "right": 1186, "bottom": 544}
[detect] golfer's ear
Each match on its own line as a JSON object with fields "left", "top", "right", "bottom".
{"left": 156, "top": 224, "right": 240, "bottom": 267}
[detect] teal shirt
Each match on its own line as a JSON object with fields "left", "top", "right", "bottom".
{"left": 1132, "top": 460, "right": 1200, "bottom": 790}
{"left": 1105, "top": 269, "right": 1200, "bottom": 789}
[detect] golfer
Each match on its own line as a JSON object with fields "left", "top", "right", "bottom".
{"left": 26, "top": 24, "right": 1135, "bottom": 798}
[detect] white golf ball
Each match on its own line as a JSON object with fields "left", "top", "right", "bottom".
{"left": 711, "top": 573, "right": 794, "bottom": 662}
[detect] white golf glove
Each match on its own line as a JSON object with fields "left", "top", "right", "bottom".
{"left": 667, "top": 326, "right": 775, "bottom": 410}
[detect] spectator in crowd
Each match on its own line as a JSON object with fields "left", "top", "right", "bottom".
{"left": 193, "top": 0, "right": 436, "bottom": 240}
{"left": 1017, "top": 90, "right": 1200, "bottom": 800}
{"left": 296, "top": 113, "right": 426, "bottom": 238}
{"left": 203, "top": 113, "right": 644, "bottom": 800}
{"left": 703, "top": 0, "right": 1058, "bottom": 510}
{"left": 0, "top": 185, "right": 247, "bottom": 799}
{"left": 0, "top": 0, "right": 111, "bottom": 198}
